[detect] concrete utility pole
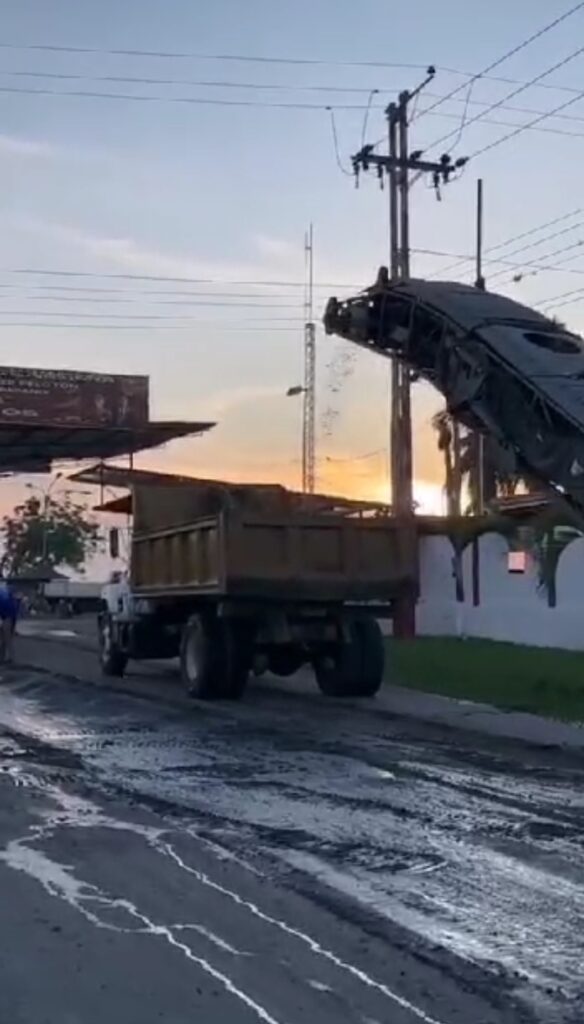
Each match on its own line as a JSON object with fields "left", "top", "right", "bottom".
{"left": 302, "top": 224, "right": 316, "bottom": 494}
{"left": 475, "top": 178, "right": 486, "bottom": 515}
{"left": 352, "top": 70, "right": 467, "bottom": 635}
{"left": 392, "top": 91, "right": 413, "bottom": 520}
{"left": 353, "top": 72, "right": 467, "bottom": 518}
{"left": 475, "top": 178, "right": 485, "bottom": 292}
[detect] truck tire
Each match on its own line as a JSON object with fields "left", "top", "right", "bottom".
{"left": 314, "top": 616, "right": 384, "bottom": 698}
{"left": 353, "top": 618, "right": 385, "bottom": 696}
{"left": 181, "top": 614, "right": 251, "bottom": 700}
{"left": 99, "top": 614, "right": 128, "bottom": 678}
{"left": 221, "top": 620, "right": 253, "bottom": 700}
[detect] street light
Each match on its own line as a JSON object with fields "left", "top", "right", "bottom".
{"left": 286, "top": 385, "right": 306, "bottom": 398}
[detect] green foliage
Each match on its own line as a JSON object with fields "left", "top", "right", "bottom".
{"left": 0, "top": 494, "right": 101, "bottom": 576}
{"left": 521, "top": 524, "right": 583, "bottom": 603}
{"left": 390, "top": 636, "right": 584, "bottom": 723}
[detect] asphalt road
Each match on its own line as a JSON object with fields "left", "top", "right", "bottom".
{"left": 0, "top": 621, "right": 583, "bottom": 1023}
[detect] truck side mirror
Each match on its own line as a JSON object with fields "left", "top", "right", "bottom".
{"left": 109, "top": 528, "right": 120, "bottom": 560}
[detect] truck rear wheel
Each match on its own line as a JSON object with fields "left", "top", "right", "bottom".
{"left": 314, "top": 616, "right": 384, "bottom": 698}
{"left": 99, "top": 614, "right": 128, "bottom": 678}
{"left": 180, "top": 614, "right": 252, "bottom": 700}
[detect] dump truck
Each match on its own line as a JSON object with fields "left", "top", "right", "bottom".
{"left": 99, "top": 481, "right": 417, "bottom": 700}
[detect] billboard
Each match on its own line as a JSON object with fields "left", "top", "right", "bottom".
{"left": 0, "top": 366, "right": 149, "bottom": 427}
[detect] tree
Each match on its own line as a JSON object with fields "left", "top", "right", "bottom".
{"left": 431, "top": 409, "right": 462, "bottom": 516}
{"left": 431, "top": 409, "right": 536, "bottom": 515}
{"left": 0, "top": 493, "right": 101, "bottom": 576}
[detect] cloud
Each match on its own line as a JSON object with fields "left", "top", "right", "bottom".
{"left": 0, "top": 134, "right": 56, "bottom": 159}
{"left": 0, "top": 136, "right": 121, "bottom": 168}
{"left": 199, "top": 384, "right": 289, "bottom": 418}
{"left": 21, "top": 220, "right": 306, "bottom": 286}
{"left": 253, "top": 235, "right": 298, "bottom": 262}
{"left": 20, "top": 220, "right": 367, "bottom": 295}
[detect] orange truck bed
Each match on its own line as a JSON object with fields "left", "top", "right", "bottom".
{"left": 130, "top": 485, "right": 417, "bottom": 603}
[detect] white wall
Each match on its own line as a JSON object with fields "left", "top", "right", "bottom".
{"left": 417, "top": 530, "right": 584, "bottom": 650}
{"left": 416, "top": 535, "right": 460, "bottom": 636}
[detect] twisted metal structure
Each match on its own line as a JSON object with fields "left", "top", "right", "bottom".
{"left": 324, "top": 268, "right": 584, "bottom": 514}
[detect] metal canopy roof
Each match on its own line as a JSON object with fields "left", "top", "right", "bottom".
{"left": 69, "top": 463, "right": 284, "bottom": 492}
{"left": 94, "top": 494, "right": 133, "bottom": 514}
{"left": 0, "top": 419, "right": 214, "bottom": 471}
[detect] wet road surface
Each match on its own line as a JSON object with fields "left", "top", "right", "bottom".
{"left": 0, "top": 627, "right": 583, "bottom": 1022}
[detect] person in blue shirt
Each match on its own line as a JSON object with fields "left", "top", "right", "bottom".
{"left": 0, "top": 582, "right": 19, "bottom": 663}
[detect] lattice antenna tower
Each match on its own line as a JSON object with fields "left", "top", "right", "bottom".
{"left": 302, "top": 224, "right": 316, "bottom": 493}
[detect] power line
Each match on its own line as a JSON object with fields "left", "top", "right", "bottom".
{"left": 533, "top": 285, "right": 584, "bottom": 308}
{"left": 416, "top": 107, "right": 584, "bottom": 141}
{"left": 360, "top": 88, "right": 379, "bottom": 146}
{"left": 0, "top": 310, "right": 305, "bottom": 321}
{"left": 420, "top": 42, "right": 584, "bottom": 154}
{"left": 6, "top": 70, "right": 537, "bottom": 105}
{"left": 1, "top": 268, "right": 361, "bottom": 287}
{"left": 479, "top": 220, "right": 584, "bottom": 270}
{"left": 4, "top": 285, "right": 307, "bottom": 298}
{"left": 5, "top": 38, "right": 584, "bottom": 95}
{"left": 449, "top": 80, "right": 475, "bottom": 150}
{"left": 24, "top": 68, "right": 565, "bottom": 118}
{"left": 413, "top": 245, "right": 584, "bottom": 276}
{"left": 0, "top": 286, "right": 320, "bottom": 307}
{"left": 468, "top": 81, "right": 584, "bottom": 160}
{"left": 5, "top": 65, "right": 584, "bottom": 117}
{"left": 0, "top": 83, "right": 379, "bottom": 109}
{"left": 10, "top": 67, "right": 584, "bottom": 132}
{"left": 20, "top": 244, "right": 579, "bottom": 291}
{"left": 0, "top": 43, "right": 433, "bottom": 70}
{"left": 5, "top": 78, "right": 584, "bottom": 145}
{"left": 0, "top": 322, "right": 300, "bottom": 331}
{"left": 491, "top": 242, "right": 584, "bottom": 283}
{"left": 426, "top": 206, "right": 583, "bottom": 279}
{"left": 504, "top": 248, "right": 584, "bottom": 284}
{"left": 0, "top": 295, "right": 304, "bottom": 308}
{"left": 421, "top": 92, "right": 584, "bottom": 126}
{"left": 0, "top": 69, "right": 407, "bottom": 93}
{"left": 494, "top": 237, "right": 584, "bottom": 275}
{"left": 412, "top": 1, "right": 584, "bottom": 124}
{"left": 328, "top": 107, "right": 353, "bottom": 175}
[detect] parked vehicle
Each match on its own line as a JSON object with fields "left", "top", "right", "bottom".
{"left": 44, "top": 579, "right": 103, "bottom": 615}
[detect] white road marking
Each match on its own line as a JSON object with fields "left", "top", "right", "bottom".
{"left": 174, "top": 922, "right": 251, "bottom": 956}
{"left": 159, "top": 842, "right": 448, "bottom": 1024}
{"left": 0, "top": 787, "right": 281, "bottom": 1024}
{"left": 0, "top": 767, "right": 448, "bottom": 1024}
{"left": 308, "top": 980, "right": 332, "bottom": 993}
{"left": 188, "top": 827, "right": 265, "bottom": 877}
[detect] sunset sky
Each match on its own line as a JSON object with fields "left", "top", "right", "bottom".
{"left": 2, "top": 0, "right": 584, "bottom": 537}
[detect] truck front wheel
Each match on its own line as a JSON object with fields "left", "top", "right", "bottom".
{"left": 181, "top": 614, "right": 252, "bottom": 701}
{"left": 314, "top": 616, "right": 384, "bottom": 698}
{"left": 99, "top": 614, "right": 128, "bottom": 678}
